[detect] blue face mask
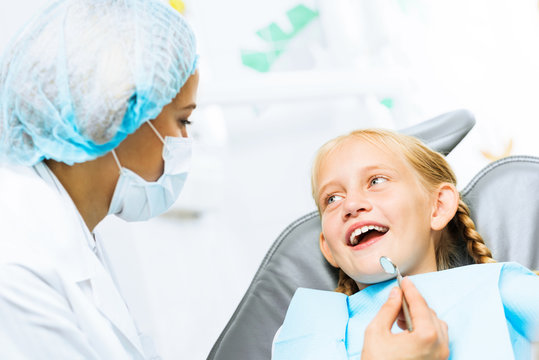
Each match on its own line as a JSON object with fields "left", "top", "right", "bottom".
{"left": 107, "top": 121, "right": 192, "bottom": 221}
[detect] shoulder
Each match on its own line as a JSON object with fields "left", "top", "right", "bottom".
{"left": 290, "top": 287, "right": 347, "bottom": 304}
{"left": 0, "top": 164, "right": 78, "bottom": 266}
{"left": 0, "top": 164, "right": 63, "bottom": 215}
{"left": 451, "top": 262, "right": 539, "bottom": 299}
{"left": 285, "top": 288, "right": 348, "bottom": 318}
{"left": 0, "top": 261, "right": 65, "bottom": 299}
{"left": 499, "top": 261, "right": 538, "bottom": 277}
{"left": 498, "top": 262, "right": 539, "bottom": 299}
{"left": 279, "top": 288, "right": 348, "bottom": 338}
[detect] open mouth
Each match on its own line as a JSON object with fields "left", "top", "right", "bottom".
{"left": 348, "top": 225, "right": 389, "bottom": 247}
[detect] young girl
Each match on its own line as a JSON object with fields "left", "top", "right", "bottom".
{"left": 272, "top": 129, "right": 539, "bottom": 360}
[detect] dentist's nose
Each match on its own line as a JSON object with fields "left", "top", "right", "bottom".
{"left": 343, "top": 194, "right": 372, "bottom": 219}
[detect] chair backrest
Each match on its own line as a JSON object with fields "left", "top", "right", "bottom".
{"left": 206, "top": 109, "right": 484, "bottom": 360}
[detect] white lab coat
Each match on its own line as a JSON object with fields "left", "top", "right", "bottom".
{"left": 0, "top": 162, "right": 157, "bottom": 359}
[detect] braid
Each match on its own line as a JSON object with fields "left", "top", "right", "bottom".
{"left": 335, "top": 269, "right": 359, "bottom": 295}
{"left": 439, "top": 199, "right": 496, "bottom": 269}
{"left": 457, "top": 200, "right": 496, "bottom": 264}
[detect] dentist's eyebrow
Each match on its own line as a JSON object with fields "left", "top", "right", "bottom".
{"left": 182, "top": 103, "right": 197, "bottom": 110}
{"left": 178, "top": 103, "right": 197, "bottom": 111}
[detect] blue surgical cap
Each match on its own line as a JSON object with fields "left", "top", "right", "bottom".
{"left": 0, "top": 0, "right": 197, "bottom": 165}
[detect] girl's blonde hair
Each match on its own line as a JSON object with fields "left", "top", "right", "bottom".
{"left": 311, "top": 129, "right": 496, "bottom": 296}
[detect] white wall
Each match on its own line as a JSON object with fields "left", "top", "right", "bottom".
{"left": 2, "top": 1, "right": 539, "bottom": 359}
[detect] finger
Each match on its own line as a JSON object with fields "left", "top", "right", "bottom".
{"left": 442, "top": 320, "right": 449, "bottom": 343}
{"left": 430, "top": 309, "right": 444, "bottom": 337}
{"left": 438, "top": 318, "right": 449, "bottom": 344}
{"left": 428, "top": 308, "right": 449, "bottom": 349}
{"left": 396, "top": 309, "right": 407, "bottom": 331}
{"left": 369, "top": 287, "right": 403, "bottom": 332}
{"left": 396, "top": 318, "right": 407, "bottom": 331}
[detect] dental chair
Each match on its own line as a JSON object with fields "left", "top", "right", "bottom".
{"left": 207, "top": 110, "right": 539, "bottom": 360}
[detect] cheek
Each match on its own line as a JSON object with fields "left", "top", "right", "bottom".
{"left": 389, "top": 190, "right": 431, "bottom": 226}
{"left": 321, "top": 213, "right": 339, "bottom": 237}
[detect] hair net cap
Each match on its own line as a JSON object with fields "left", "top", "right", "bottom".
{"left": 0, "top": 0, "right": 198, "bottom": 165}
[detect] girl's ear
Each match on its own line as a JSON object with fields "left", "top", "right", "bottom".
{"left": 319, "top": 232, "right": 339, "bottom": 268}
{"left": 431, "top": 182, "right": 459, "bottom": 231}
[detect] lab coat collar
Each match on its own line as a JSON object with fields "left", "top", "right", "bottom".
{"left": 33, "top": 162, "right": 97, "bottom": 253}
{"left": 90, "top": 261, "right": 145, "bottom": 355}
{"left": 32, "top": 162, "right": 96, "bottom": 283}
{"left": 32, "top": 162, "right": 146, "bottom": 357}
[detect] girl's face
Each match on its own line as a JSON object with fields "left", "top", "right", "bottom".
{"left": 317, "top": 138, "right": 438, "bottom": 289}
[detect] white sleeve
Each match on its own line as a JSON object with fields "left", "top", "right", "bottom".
{"left": 0, "top": 264, "right": 100, "bottom": 360}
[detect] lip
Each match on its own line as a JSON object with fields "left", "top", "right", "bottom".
{"left": 345, "top": 221, "right": 389, "bottom": 246}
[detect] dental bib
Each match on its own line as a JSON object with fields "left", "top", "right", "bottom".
{"left": 273, "top": 262, "right": 539, "bottom": 360}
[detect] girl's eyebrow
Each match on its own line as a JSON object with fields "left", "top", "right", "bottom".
{"left": 318, "top": 181, "right": 340, "bottom": 199}
{"left": 362, "top": 164, "right": 398, "bottom": 173}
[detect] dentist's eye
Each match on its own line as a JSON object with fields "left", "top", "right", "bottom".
{"left": 179, "top": 119, "right": 192, "bottom": 126}
{"left": 370, "top": 176, "right": 388, "bottom": 186}
{"left": 327, "top": 194, "right": 343, "bottom": 205}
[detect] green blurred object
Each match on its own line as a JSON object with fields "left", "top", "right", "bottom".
{"left": 241, "top": 49, "right": 284, "bottom": 73}
{"left": 241, "top": 4, "right": 319, "bottom": 73}
{"left": 287, "top": 4, "right": 319, "bottom": 32}
{"left": 256, "top": 5, "right": 319, "bottom": 43}
{"left": 381, "top": 98, "right": 394, "bottom": 109}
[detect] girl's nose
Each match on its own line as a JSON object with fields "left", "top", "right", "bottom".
{"left": 343, "top": 194, "right": 372, "bottom": 219}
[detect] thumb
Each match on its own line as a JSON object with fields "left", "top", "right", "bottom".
{"left": 369, "top": 287, "right": 402, "bottom": 332}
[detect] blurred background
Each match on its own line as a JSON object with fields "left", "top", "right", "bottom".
{"left": 2, "top": 0, "right": 539, "bottom": 358}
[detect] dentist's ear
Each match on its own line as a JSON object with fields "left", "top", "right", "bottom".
{"left": 430, "top": 183, "right": 459, "bottom": 231}
{"left": 319, "top": 232, "right": 339, "bottom": 268}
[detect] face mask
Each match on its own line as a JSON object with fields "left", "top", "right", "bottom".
{"left": 107, "top": 121, "right": 192, "bottom": 221}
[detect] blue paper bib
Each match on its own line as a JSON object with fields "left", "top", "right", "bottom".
{"left": 274, "top": 263, "right": 539, "bottom": 360}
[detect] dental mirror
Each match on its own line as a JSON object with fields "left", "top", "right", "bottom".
{"left": 379, "top": 256, "right": 413, "bottom": 331}
{"left": 380, "top": 256, "right": 397, "bottom": 275}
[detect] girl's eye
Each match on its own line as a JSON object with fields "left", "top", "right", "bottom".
{"left": 327, "top": 194, "right": 343, "bottom": 205}
{"left": 179, "top": 119, "right": 192, "bottom": 126}
{"left": 370, "top": 176, "right": 387, "bottom": 186}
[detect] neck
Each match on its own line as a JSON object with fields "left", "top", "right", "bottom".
{"left": 45, "top": 154, "right": 119, "bottom": 232}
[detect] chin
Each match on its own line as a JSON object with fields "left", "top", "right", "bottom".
{"left": 353, "top": 272, "right": 394, "bottom": 287}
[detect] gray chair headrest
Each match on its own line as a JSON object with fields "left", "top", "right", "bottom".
{"left": 399, "top": 109, "right": 475, "bottom": 155}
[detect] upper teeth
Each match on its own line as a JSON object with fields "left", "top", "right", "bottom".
{"left": 349, "top": 225, "right": 388, "bottom": 245}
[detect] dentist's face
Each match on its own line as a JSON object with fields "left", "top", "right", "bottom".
{"left": 113, "top": 71, "right": 199, "bottom": 181}
{"left": 316, "top": 138, "right": 438, "bottom": 289}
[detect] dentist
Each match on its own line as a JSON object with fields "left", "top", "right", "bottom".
{"left": 0, "top": 0, "right": 198, "bottom": 358}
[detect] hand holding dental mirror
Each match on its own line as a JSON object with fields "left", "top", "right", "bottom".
{"left": 380, "top": 256, "right": 413, "bottom": 332}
